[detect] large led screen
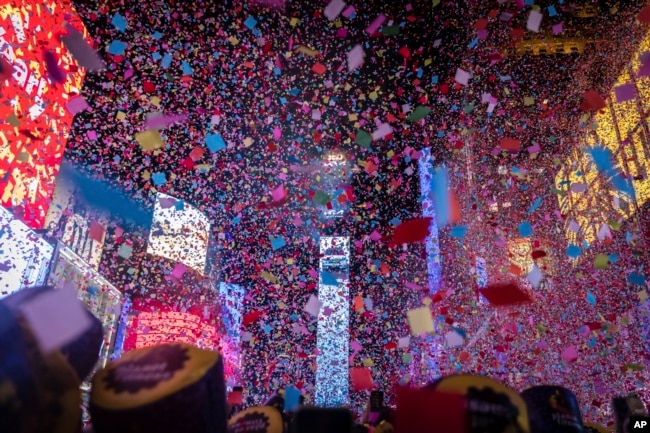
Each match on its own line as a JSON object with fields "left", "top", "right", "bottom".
{"left": 147, "top": 193, "right": 211, "bottom": 274}
{"left": 0, "top": 1, "right": 90, "bottom": 228}
{"left": 0, "top": 206, "right": 53, "bottom": 298}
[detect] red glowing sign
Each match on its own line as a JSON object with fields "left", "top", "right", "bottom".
{"left": 0, "top": 1, "right": 89, "bottom": 228}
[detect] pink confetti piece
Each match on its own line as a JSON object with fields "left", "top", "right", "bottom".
{"left": 65, "top": 96, "right": 90, "bottom": 115}
{"left": 561, "top": 346, "right": 578, "bottom": 363}
{"left": 347, "top": 44, "right": 364, "bottom": 72}
{"left": 19, "top": 288, "right": 93, "bottom": 353}
{"left": 324, "top": 0, "right": 346, "bottom": 21}
{"left": 366, "top": 14, "right": 386, "bottom": 35}
{"left": 454, "top": 68, "right": 471, "bottom": 85}
{"left": 144, "top": 113, "right": 189, "bottom": 130}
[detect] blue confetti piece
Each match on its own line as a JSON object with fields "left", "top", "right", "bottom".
{"left": 586, "top": 292, "right": 596, "bottom": 305}
{"left": 548, "top": 5, "right": 557, "bottom": 16}
{"left": 468, "top": 38, "right": 478, "bottom": 49}
{"left": 161, "top": 53, "right": 172, "bottom": 69}
{"left": 321, "top": 271, "right": 338, "bottom": 286}
{"left": 174, "top": 200, "right": 184, "bottom": 211}
{"left": 528, "top": 197, "right": 543, "bottom": 215}
{"left": 244, "top": 16, "right": 258, "bottom": 30}
{"left": 152, "top": 31, "right": 163, "bottom": 40}
{"left": 612, "top": 174, "right": 635, "bottom": 196}
{"left": 152, "top": 172, "right": 166, "bottom": 186}
{"left": 111, "top": 13, "right": 127, "bottom": 32}
{"left": 588, "top": 147, "right": 613, "bottom": 172}
{"left": 628, "top": 273, "right": 646, "bottom": 286}
{"left": 232, "top": 216, "right": 241, "bottom": 225}
{"left": 518, "top": 222, "right": 533, "bottom": 237}
{"left": 271, "top": 237, "right": 286, "bottom": 251}
{"left": 450, "top": 226, "right": 467, "bottom": 238}
{"left": 181, "top": 61, "right": 193, "bottom": 76}
{"left": 205, "top": 133, "right": 226, "bottom": 153}
{"left": 284, "top": 386, "right": 301, "bottom": 411}
{"left": 107, "top": 40, "right": 127, "bottom": 55}
{"left": 566, "top": 244, "right": 582, "bottom": 258}
{"left": 432, "top": 167, "right": 450, "bottom": 226}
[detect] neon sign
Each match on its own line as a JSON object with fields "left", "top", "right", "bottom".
{"left": 0, "top": 1, "right": 89, "bottom": 228}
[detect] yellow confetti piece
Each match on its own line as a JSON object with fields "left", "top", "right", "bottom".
{"left": 294, "top": 45, "right": 320, "bottom": 57}
{"left": 116, "top": 111, "right": 126, "bottom": 120}
{"left": 135, "top": 130, "right": 164, "bottom": 151}
{"left": 348, "top": 113, "right": 358, "bottom": 121}
{"left": 229, "top": 36, "right": 239, "bottom": 45}
{"left": 150, "top": 96, "right": 161, "bottom": 107}
{"left": 594, "top": 254, "right": 609, "bottom": 269}
{"left": 244, "top": 137, "right": 253, "bottom": 147}
{"left": 639, "top": 290, "right": 648, "bottom": 303}
{"left": 261, "top": 271, "right": 278, "bottom": 284}
{"left": 290, "top": 17, "right": 299, "bottom": 26}
{"left": 524, "top": 96, "right": 535, "bottom": 106}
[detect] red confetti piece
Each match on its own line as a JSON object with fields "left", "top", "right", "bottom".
{"left": 350, "top": 367, "right": 373, "bottom": 391}
{"left": 390, "top": 217, "right": 432, "bottom": 246}
{"left": 242, "top": 310, "right": 263, "bottom": 326}
{"left": 479, "top": 282, "right": 533, "bottom": 307}
{"left": 396, "top": 387, "right": 466, "bottom": 433}
{"left": 311, "top": 62, "right": 326, "bottom": 75}
{"left": 531, "top": 250, "right": 547, "bottom": 259}
{"left": 638, "top": 5, "right": 650, "bottom": 24}
{"left": 499, "top": 138, "right": 521, "bottom": 152}
{"left": 582, "top": 90, "right": 607, "bottom": 111}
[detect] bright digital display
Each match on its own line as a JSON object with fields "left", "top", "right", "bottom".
{"left": 318, "top": 154, "right": 352, "bottom": 219}
{"left": 417, "top": 147, "right": 442, "bottom": 295}
{"left": 417, "top": 147, "right": 442, "bottom": 381}
{"left": 0, "top": 206, "right": 53, "bottom": 297}
{"left": 315, "top": 236, "right": 350, "bottom": 407}
{"left": 219, "top": 282, "right": 246, "bottom": 385}
{"left": 44, "top": 167, "right": 108, "bottom": 270}
{"left": 0, "top": 1, "right": 89, "bottom": 228}
{"left": 131, "top": 310, "right": 218, "bottom": 350}
{"left": 147, "top": 193, "right": 211, "bottom": 274}
{"left": 556, "top": 27, "right": 650, "bottom": 247}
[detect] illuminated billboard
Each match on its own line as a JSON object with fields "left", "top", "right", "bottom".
{"left": 315, "top": 236, "right": 350, "bottom": 407}
{"left": 0, "top": 1, "right": 90, "bottom": 228}
{"left": 318, "top": 153, "right": 352, "bottom": 219}
{"left": 44, "top": 166, "right": 108, "bottom": 270}
{"left": 127, "top": 309, "right": 218, "bottom": 351}
{"left": 147, "top": 193, "right": 211, "bottom": 274}
{"left": 0, "top": 206, "right": 53, "bottom": 298}
{"left": 556, "top": 27, "right": 650, "bottom": 247}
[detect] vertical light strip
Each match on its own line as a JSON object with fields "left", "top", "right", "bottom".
{"left": 418, "top": 148, "right": 442, "bottom": 295}
{"left": 315, "top": 236, "right": 350, "bottom": 407}
{"left": 476, "top": 257, "right": 488, "bottom": 304}
{"left": 219, "top": 282, "right": 246, "bottom": 386}
{"left": 417, "top": 148, "right": 442, "bottom": 381}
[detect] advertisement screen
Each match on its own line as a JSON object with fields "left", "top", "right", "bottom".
{"left": 0, "top": 1, "right": 90, "bottom": 228}
{"left": 44, "top": 165, "right": 108, "bottom": 270}
{"left": 123, "top": 299, "right": 219, "bottom": 352}
{"left": 147, "top": 193, "right": 211, "bottom": 274}
{"left": 0, "top": 206, "right": 53, "bottom": 298}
